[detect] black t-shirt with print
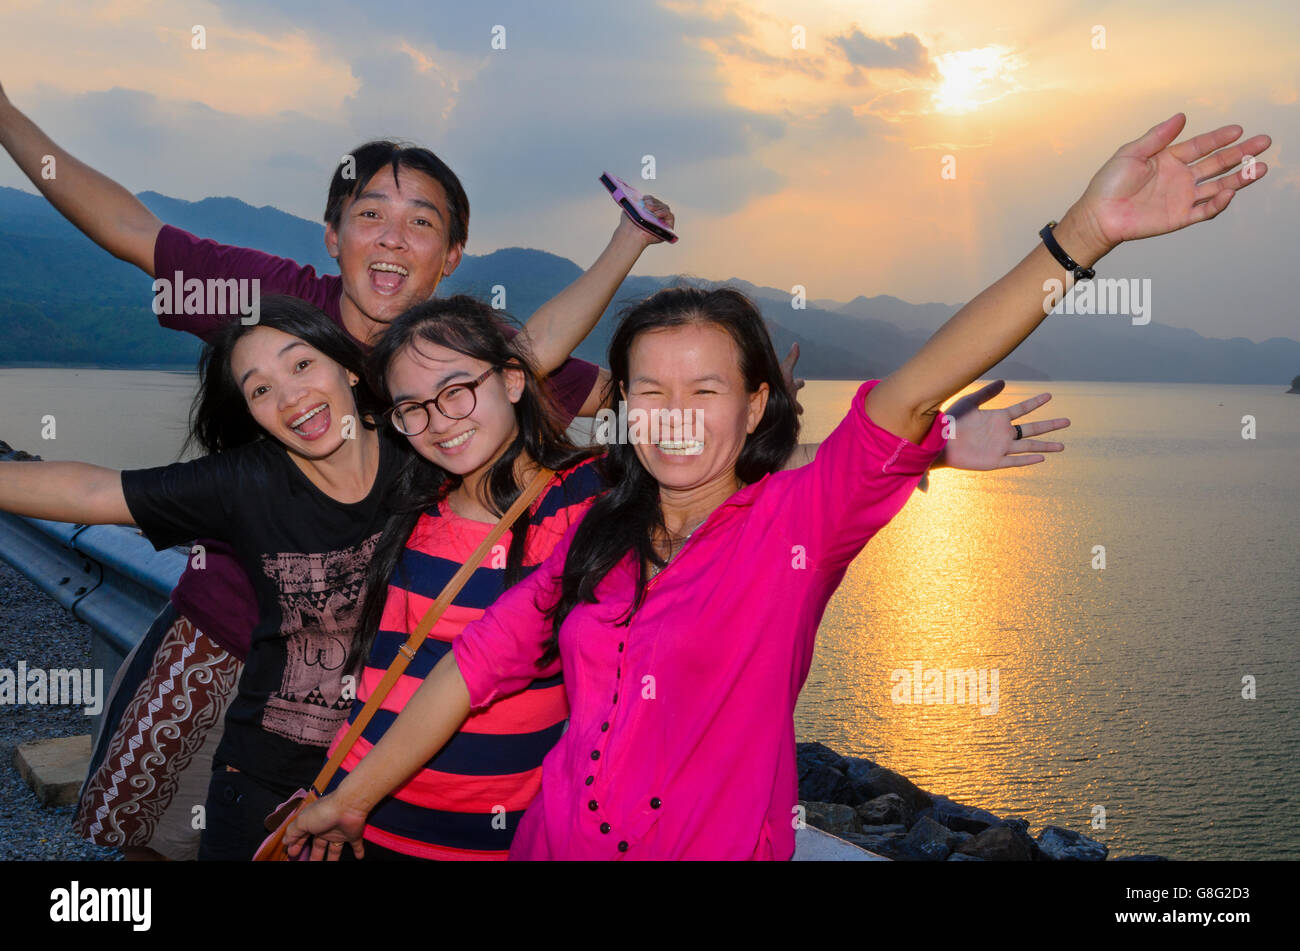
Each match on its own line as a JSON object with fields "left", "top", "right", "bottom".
{"left": 121, "top": 430, "right": 402, "bottom": 796}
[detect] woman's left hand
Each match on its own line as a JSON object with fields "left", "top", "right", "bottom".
{"left": 934, "top": 380, "right": 1069, "bottom": 471}
{"left": 284, "top": 791, "right": 368, "bottom": 861}
{"left": 1074, "top": 113, "right": 1271, "bottom": 250}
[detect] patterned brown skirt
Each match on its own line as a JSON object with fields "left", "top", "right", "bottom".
{"left": 73, "top": 607, "right": 242, "bottom": 859}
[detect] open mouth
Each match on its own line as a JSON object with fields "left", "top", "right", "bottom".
{"left": 656, "top": 439, "right": 704, "bottom": 456}
{"left": 434, "top": 428, "right": 476, "bottom": 452}
{"left": 288, "top": 403, "right": 331, "bottom": 439}
{"left": 369, "top": 261, "right": 409, "bottom": 296}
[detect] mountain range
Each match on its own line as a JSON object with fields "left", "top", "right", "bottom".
{"left": 1, "top": 185, "right": 1296, "bottom": 384}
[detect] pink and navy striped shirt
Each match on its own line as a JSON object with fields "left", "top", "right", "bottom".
{"left": 451, "top": 380, "right": 949, "bottom": 859}
{"left": 323, "top": 456, "right": 607, "bottom": 859}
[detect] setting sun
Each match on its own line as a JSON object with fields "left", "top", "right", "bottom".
{"left": 932, "top": 46, "right": 1023, "bottom": 113}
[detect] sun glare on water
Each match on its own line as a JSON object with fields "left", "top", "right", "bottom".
{"left": 931, "top": 47, "right": 1023, "bottom": 114}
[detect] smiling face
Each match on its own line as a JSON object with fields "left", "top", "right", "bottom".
{"left": 384, "top": 338, "right": 524, "bottom": 478}
{"left": 229, "top": 326, "right": 360, "bottom": 459}
{"left": 621, "top": 321, "right": 768, "bottom": 494}
{"left": 325, "top": 164, "right": 464, "bottom": 344}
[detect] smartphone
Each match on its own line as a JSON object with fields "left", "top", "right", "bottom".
{"left": 600, "top": 172, "right": 678, "bottom": 243}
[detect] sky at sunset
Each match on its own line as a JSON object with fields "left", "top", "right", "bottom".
{"left": 2, "top": 0, "right": 1296, "bottom": 341}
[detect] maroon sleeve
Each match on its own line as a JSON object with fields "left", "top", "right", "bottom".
{"left": 169, "top": 546, "right": 257, "bottom": 661}
{"left": 540, "top": 355, "right": 601, "bottom": 425}
{"left": 152, "top": 225, "right": 343, "bottom": 342}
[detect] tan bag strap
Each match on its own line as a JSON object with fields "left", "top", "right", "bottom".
{"left": 307, "top": 464, "right": 556, "bottom": 799}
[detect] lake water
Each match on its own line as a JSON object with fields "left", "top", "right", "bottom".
{"left": 1, "top": 368, "right": 1297, "bottom": 859}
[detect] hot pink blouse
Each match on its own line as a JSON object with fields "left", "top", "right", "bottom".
{"left": 451, "top": 379, "right": 948, "bottom": 859}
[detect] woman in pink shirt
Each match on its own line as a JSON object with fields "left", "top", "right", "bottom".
{"left": 286, "top": 111, "right": 1269, "bottom": 860}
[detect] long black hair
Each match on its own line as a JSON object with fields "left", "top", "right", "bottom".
{"left": 183, "top": 294, "right": 380, "bottom": 456}
{"left": 345, "top": 295, "right": 598, "bottom": 674}
{"left": 538, "top": 285, "right": 800, "bottom": 668}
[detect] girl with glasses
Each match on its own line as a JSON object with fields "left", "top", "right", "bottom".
{"left": 317, "top": 295, "right": 605, "bottom": 859}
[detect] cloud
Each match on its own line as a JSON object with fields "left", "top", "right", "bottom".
{"left": 10, "top": 85, "right": 349, "bottom": 221}
{"left": 801, "top": 102, "right": 890, "bottom": 141}
{"left": 1, "top": 0, "right": 793, "bottom": 230}
{"left": 832, "top": 28, "right": 936, "bottom": 78}
{"left": 192, "top": 0, "right": 792, "bottom": 219}
{"left": 708, "top": 35, "right": 828, "bottom": 78}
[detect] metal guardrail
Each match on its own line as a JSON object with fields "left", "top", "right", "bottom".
{"left": 0, "top": 513, "right": 184, "bottom": 655}
{"left": 0, "top": 442, "right": 184, "bottom": 656}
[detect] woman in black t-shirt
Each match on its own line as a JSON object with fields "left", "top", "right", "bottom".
{"left": 0, "top": 296, "right": 402, "bottom": 859}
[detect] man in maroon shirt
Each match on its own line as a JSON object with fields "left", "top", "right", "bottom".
{"left": 0, "top": 81, "right": 674, "bottom": 860}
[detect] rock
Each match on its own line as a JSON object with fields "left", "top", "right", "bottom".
{"left": 980, "top": 817, "right": 1044, "bottom": 860}
{"left": 843, "top": 759, "right": 932, "bottom": 813}
{"left": 853, "top": 833, "right": 919, "bottom": 861}
{"left": 800, "top": 800, "right": 860, "bottom": 837}
{"left": 798, "top": 763, "right": 854, "bottom": 804}
{"left": 1112, "top": 855, "right": 1169, "bottom": 861}
{"left": 837, "top": 753, "right": 879, "bottom": 774}
{"left": 856, "top": 792, "right": 911, "bottom": 827}
{"left": 858, "top": 823, "right": 907, "bottom": 835}
{"left": 796, "top": 742, "right": 850, "bottom": 773}
{"left": 786, "top": 742, "right": 1176, "bottom": 860}
{"left": 13, "top": 735, "right": 90, "bottom": 807}
{"left": 839, "top": 832, "right": 893, "bottom": 856}
{"left": 916, "top": 794, "right": 1001, "bottom": 834}
{"left": 797, "top": 745, "right": 857, "bottom": 804}
{"left": 956, "top": 825, "right": 1035, "bottom": 861}
{"left": 998, "top": 819, "right": 1044, "bottom": 860}
{"left": 900, "top": 815, "right": 959, "bottom": 861}
{"left": 1036, "top": 826, "right": 1108, "bottom": 861}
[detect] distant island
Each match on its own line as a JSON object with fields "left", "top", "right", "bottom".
{"left": 1, "top": 186, "right": 1298, "bottom": 384}
{"left": 1289, "top": 375, "right": 1300, "bottom": 393}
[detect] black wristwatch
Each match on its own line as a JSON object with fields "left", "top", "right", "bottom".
{"left": 1040, "top": 220, "right": 1095, "bottom": 281}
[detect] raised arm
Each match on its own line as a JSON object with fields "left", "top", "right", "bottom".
{"left": 520, "top": 198, "right": 675, "bottom": 417}
{"left": 0, "top": 461, "right": 133, "bottom": 525}
{"left": 0, "top": 83, "right": 162, "bottom": 274}
{"left": 866, "top": 113, "right": 1271, "bottom": 445}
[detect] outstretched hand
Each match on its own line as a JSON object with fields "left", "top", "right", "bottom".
{"left": 1074, "top": 113, "right": 1270, "bottom": 249}
{"left": 936, "top": 380, "right": 1069, "bottom": 470}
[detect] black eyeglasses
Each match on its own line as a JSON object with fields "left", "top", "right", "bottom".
{"left": 388, "top": 366, "right": 501, "bottom": 436}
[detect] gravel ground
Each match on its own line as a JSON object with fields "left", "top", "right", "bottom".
{"left": 0, "top": 561, "right": 122, "bottom": 861}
